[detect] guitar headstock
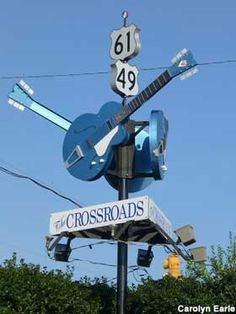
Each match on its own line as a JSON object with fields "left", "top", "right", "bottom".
{"left": 8, "top": 80, "right": 34, "bottom": 111}
{"left": 168, "top": 48, "right": 198, "bottom": 79}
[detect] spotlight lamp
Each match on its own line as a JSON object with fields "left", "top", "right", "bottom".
{"left": 189, "top": 246, "right": 207, "bottom": 262}
{"left": 54, "top": 236, "right": 74, "bottom": 262}
{"left": 175, "top": 224, "right": 196, "bottom": 246}
{"left": 137, "top": 246, "right": 154, "bottom": 268}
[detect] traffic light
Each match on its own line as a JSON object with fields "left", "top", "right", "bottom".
{"left": 163, "top": 254, "right": 181, "bottom": 279}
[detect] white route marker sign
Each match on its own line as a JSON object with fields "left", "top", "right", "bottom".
{"left": 110, "top": 24, "right": 140, "bottom": 61}
{"left": 111, "top": 60, "right": 139, "bottom": 97}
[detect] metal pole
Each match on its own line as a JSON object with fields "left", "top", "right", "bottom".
{"left": 116, "top": 97, "right": 132, "bottom": 314}
{"left": 117, "top": 178, "right": 128, "bottom": 314}
{"left": 117, "top": 13, "right": 131, "bottom": 312}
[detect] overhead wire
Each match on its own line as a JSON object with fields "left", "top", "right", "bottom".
{"left": 71, "top": 240, "right": 116, "bottom": 251}
{"left": 1, "top": 59, "right": 236, "bottom": 80}
{"left": 106, "top": 266, "right": 150, "bottom": 284}
{"left": 69, "top": 256, "right": 140, "bottom": 271}
{"left": 69, "top": 258, "right": 117, "bottom": 268}
{"left": 0, "top": 164, "right": 83, "bottom": 208}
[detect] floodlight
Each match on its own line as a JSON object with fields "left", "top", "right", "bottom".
{"left": 54, "top": 243, "right": 71, "bottom": 262}
{"left": 137, "top": 246, "right": 154, "bottom": 267}
{"left": 54, "top": 236, "right": 74, "bottom": 262}
{"left": 189, "top": 246, "right": 207, "bottom": 262}
{"left": 175, "top": 224, "right": 196, "bottom": 246}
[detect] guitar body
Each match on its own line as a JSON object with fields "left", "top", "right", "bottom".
{"left": 63, "top": 101, "right": 129, "bottom": 181}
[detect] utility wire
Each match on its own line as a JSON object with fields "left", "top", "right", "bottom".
{"left": 72, "top": 240, "right": 116, "bottom": 251}
{"left": 0, "top": 164, "right": 83, "bottom": 208}
{"left": 0, "top": 71, "right": 109, "bottom": 80}
{"left": 69, "top": 258, "right": 117, "bottom": 267}
{"left": 106, "top": 267, "right": 150, "bottom": 284}
{"left": 69, "top": 257, "right": 138, "bottom": 270}
{"left": 1, "top": 59, "right": 236, "bottom": 80}
{"left": 71, "top": 239, "right": 163, "bottom": 252}
{"left": 198, "top": 59, "right": 236, "bottom": 66}
{"left": 47, "top": 249, "right": 119, "bottom": 268}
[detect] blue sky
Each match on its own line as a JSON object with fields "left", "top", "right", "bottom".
{"left": 0, "top": 1, "right": 236, "bottom": 283}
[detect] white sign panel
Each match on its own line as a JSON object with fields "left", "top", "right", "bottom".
{"left": 111, "top": 60, "right": 139, "bottom": 97}
{"left": 148, "top": 198, "right": 173, "bottom": 239}
{"left": 110, "top": 24, "right": 140, "bottom": 61}
{"left": 50, "top": 196, "right": 149, "bottom": 236}
{"left": 49, "top": 196, "right": 173, "bottom": 240}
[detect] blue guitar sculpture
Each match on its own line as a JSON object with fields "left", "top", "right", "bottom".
{"left": 8, "top": 48, "right": 198, "bottom": 181}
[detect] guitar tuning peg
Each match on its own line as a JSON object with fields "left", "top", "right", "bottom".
{"left": 176, "top": 52, "right": 182, "bottom": 60}
{"left": 171, "top": 56, "right": 178, "bottom": 65}
{"left": 160, "top": 165, "right": 168, "bottom": 172}
{"left": 17, "top": 104, "right": 25, "bottom": 111}
{"left": 172, "top": 48, "right": 188, "bottom": 64}
{"left": 19, "top": 80, "right": 26, "bottom": 87}
{"left": 8, "top": 98, "right": 14, "bottom": 106}
{"left": 8, "top": 98, "right": 25, "bottom": 111}
{"left": 180, "top": 48, "right": 187, "bottom": 56}
{"left": 13, "top": 101, "right": 25, "bottom": 111}
{"left": 19, "top": 80, "right": 34, "bottom": 95}
{"left": 171, "top": 53, "right": 183, "bottom": 65}
{"left": 28, "top": 88, "right": 34, "bottom": 95}
{"left": 24, "top": 83, "right": 30, "bottom": 91}
{"left": 180, "top": 67, "right": 199, "bottom": 80}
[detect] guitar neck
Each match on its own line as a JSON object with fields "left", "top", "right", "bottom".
{"left": 112, "top": 70, "right": 171, "bottom": 125}
{"left": 9, "top": 83, "right": 72, "bottom": 131}
{"left": 28, "top": 99, "right": 72, "bottom": 131}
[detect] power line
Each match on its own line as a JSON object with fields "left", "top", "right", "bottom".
{"left": 198, "top": 59, "right": 236, "bottom": 66}
{"left": 1, "top": 59, "right": 236, "bottom": 80}
{"left": 72, "top": 240, "right": 116, "bottom": 251}
{"left": 69, "top": 257, "right": 138, "bottom": 270}
{"left": 0, "top": 164, "right": 83, "bottom": 208}
{"left": 0, "top": 71, "right": 109, "bottom": 80}
{"left": 106, "top": 266, "right": 150, "bottom": 284}
{"left": 71, "top": 240, "right": 168, "bottom": 255}
{"left": 69, "top": 258, "right": 117, "bottom": 268}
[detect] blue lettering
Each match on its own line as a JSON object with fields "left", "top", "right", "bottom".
{"left": 136, "top": 201, "right": 144, "bottom": 216}
{"left": 97, "top": 208, "right": 104, "bottom": 223}
{"left": 128, "top": 202, "right": 136, "bottom": 218}
{"left": 74, "top": 212, "right": 82, "bottom": 227}
{"left": 104, "top": 206, "right": 112, "bottom": 222}
{"left": 119, "top": 204, "right": 127, "bottom": 219}
{"left": 89, "top": 209, "right": 96, "bottom": 224}
{"left": 111, "top": 205, "right": 119, "bottom": 220}
{"left": 81, "top": 211, "right": 89, "bottom": 226}
{"left": 66, "top": 214, "right": 74, "bottom": 229}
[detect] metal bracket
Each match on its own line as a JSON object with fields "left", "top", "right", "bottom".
{"left": 114, "top": 120, "right": 136, "bottom": 179}
{"left": 113, "top": 221, "right": 131, "bottom": 240}
{"left": 46, "top": 233, "right": 65, "bottom": 252}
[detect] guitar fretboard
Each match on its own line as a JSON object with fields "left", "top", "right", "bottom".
{"left": 111, "top": 69, "right": 171, "bottom": 126}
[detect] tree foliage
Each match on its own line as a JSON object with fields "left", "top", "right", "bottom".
{"left": 0, "top": 253, "right": 101, "bottom": 314}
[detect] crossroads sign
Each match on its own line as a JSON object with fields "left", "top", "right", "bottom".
{"left": 49, "top": 196, "right": 173, "bottom": 242}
